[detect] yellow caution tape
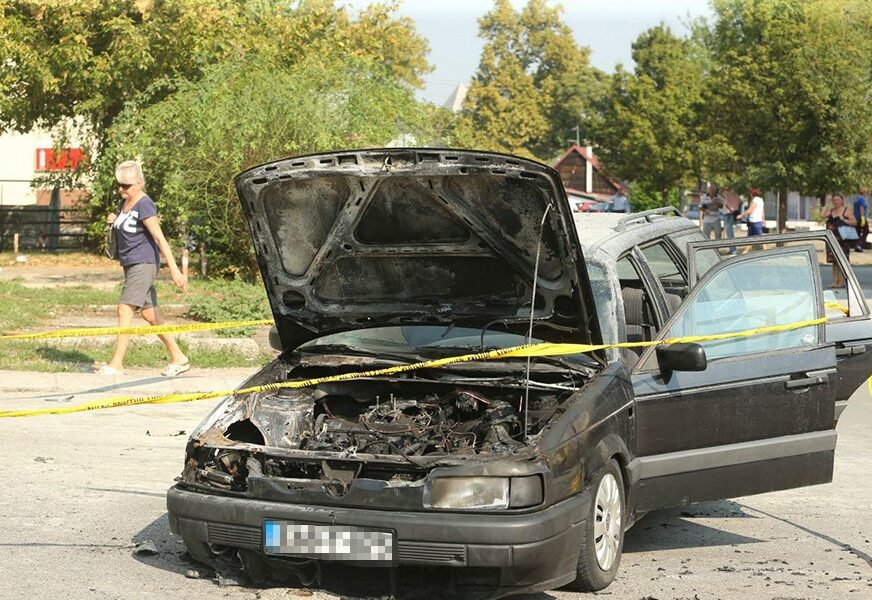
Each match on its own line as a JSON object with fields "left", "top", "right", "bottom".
{"left": 0, "top": 319, "right": 273, "bottom": 340}
{"left": 825, "top": 301, "right": 850, "bottom": 315}
{"left": 0, "top": 316, "right": 827, "bottom": 418}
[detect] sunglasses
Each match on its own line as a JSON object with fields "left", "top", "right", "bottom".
{"left": 117, "top": 182, "right": 133, "bottom": 190}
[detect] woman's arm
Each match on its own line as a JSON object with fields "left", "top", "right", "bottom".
{"left": 841, "top": 208, "right": 857, "bottom": 226}
{"left": 142, "top": 216, "right": 187, "bottom": 288}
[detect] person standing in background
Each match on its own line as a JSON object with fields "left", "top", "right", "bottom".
{"left": 822, "top": 193, "right": 857, "bottom": 288}
{"left": 721, "top": 190, "right": 740, "bottom": 255}
{"left": 699, "top": 184, "right": 723, "bottom": 240}
{"left": 610, "top": 187, "right": 631, "bottom": 213}
{"left": 854, "top": 189, "right": 868, "bottom": 252}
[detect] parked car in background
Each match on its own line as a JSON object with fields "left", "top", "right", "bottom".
{"left": 167, "top": 150, "right": 872, "bottom": 599}
{"left": 684, "top": 202, "right": 700, "bottom": 220}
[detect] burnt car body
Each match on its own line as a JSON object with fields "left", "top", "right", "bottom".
{"left": 167, "top": 149, "right": 872, "bottom": 598}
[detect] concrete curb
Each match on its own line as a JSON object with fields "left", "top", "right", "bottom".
{"left": 0, "top": 367, "right": 258, "bottom": 397}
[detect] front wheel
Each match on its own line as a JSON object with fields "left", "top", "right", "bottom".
{"left": 568, "top": 459, "right": 625, "bottom": 591}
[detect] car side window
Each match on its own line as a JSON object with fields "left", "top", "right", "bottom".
{"left": 658, "top": 250, "right": 820, "bottom": 362}
{"left": 617, "top": 255, "right": 661, "bottom": 363}
{"left": 639, "top": 242, "right": 686, "bottom": 302}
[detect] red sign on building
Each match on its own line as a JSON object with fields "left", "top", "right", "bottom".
{"left": 35, "top": 147, "right": 85, "bottom": 172}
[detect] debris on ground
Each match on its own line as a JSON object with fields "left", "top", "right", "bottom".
{"left": 33, "top": 456, "right": 55, "bottom": 464}
{"left": 185, "top": 568, "right": 213, "bottom": 579}
{"left": 132, "top": 540, "right": 159, "bottom": 555}
{"left": 216, "top": 571, "right": 245, "bottom": 587}
{"left": 146, "top": 429, "right": 187, "bottom": 437}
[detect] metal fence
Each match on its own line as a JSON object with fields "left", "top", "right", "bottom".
{"left": 0, "top": 205, "right": 90, "bottom": 251}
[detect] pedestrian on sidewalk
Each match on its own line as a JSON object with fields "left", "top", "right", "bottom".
{"left": 854, "top": 188, "right": 868, "bottom": 252}
{"left": 699, "top": 184, "right": 723, "bottom": 240}
{"left": 98, "top": 160, "right": 190, "bottom": 377}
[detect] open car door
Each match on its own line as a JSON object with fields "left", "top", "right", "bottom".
{"left": 687, "top": 231, "right": 872, "bottom": 424}
{"left": 630, "top": 246, "right": 837, "bottom": 512}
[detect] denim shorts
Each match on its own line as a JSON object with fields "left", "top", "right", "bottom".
{"left": 747, "top": 221, "right": 764, "bottom": 236}
{"left": 119, "top": 263, "right": 158, "bottom": 309}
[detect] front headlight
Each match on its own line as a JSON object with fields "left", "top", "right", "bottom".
{"left": 424, "top": 477, "right": 510, "bottom": 510}
{"left": 423, "top": 475, "right": 544, "bottom": 510}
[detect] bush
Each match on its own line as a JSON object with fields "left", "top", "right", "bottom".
{"left": 186, "top": 279, "right": 271, "bottom": 337}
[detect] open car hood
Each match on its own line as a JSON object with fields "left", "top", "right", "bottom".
{"left": 235, "top": 148, "right": 597, "bottom": 349}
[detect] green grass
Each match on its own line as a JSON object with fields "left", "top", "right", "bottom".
{"left": 0, "top": 281, "right": 119, "bottom": 331}
{"left": 0, "top": 278, "right": 274, "bottom": 370}
{"left": 0, "top": 339, "right": 274, "bottom": 372}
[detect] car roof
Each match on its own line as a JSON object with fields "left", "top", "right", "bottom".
{"left": 574, "top": 208, "right": 700, "bottom": 261}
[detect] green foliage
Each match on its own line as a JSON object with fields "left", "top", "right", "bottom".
{"left": 628, "top": 184, "right": 681, "bottom": 213}
{"left": 454, "top": 0, "right": 603, "bottom": 159}
{"left": 88, "top": 56, "right": 448, "bottom": 276}
{"left": 705, "top": 0, "right": 872, "bottom": 229}
{"left": 186, "top": 279, "right": 270, "bottom": 337}
{"left": 588, "top": 25, "right": 714, "bottom": 205}
{"left": 0, "top": 0, "right": 433, "bottom": 190}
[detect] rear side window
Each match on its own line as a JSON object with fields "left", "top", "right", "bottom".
{"left": 668, "top": 229, "right": 721, "bottom": 276}
{"left": 639, "top": 242, "right": 686, "bottom": 298}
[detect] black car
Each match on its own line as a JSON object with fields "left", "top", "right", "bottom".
{"left": 166, "top": 149, "right": 872, "bottom": 598}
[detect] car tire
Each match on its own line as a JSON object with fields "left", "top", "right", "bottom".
{"left": 568, "top": 459, "right": 625, "bottom": 592}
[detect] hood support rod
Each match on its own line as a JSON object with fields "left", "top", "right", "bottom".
{"left": 523, "top": 203, "right": 552, "bottom": 442}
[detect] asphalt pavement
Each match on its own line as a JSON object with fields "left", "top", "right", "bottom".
{"left": 0, "top": 370, "right": 870, "bottom": 599}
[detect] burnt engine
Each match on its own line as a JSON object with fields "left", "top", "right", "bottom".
{"left": 298, "top": 388, "right": 561, "bottom": 457}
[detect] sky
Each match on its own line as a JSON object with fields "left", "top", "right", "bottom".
{"left": 347, "top": 0, "right": 714, "bottom": 105}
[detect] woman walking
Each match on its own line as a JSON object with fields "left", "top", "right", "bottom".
{"left": 735, "top": 187, "right": 766, "bottom": 253}
{"left": 98, "top": 160, "right": 190, "bottom": 377}
{"left": 822, "top": 193, "right": 858, "bottom": 289}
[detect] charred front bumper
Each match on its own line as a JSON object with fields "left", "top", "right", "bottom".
{"left": 166, "top": 484, "right": 588, "bottom": 596}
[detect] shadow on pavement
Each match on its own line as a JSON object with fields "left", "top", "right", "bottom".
{"left": 13, "top": 376, "right": 172, "bottom": 402}
{"left": 741, "top": 503, "right": 872, "bottom": 570}
{"left": 624, "top": 501, "right": 763, "bottom": 553}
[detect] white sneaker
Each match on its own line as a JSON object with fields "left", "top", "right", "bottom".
{"left": 96, "top": 365, "right": 124, "bottom": 377}
{"left": 162, "top": 362, "right": 191, "bottom": 377}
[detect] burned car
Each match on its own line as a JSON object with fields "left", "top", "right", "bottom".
{"left": 167, "top": 149, "right": 872, "bottom": 598}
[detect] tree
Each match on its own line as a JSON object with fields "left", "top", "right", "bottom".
{"left": 587, "top": 25, "right": 713, "bottom": 206}
{"left": 0, "top": 0, "right": 432, "bottom": 154}
{"left": 705, "top": 0, "right": 872, "bottom": 231}
{"left": 454, "top": 0, "right": 602, "bottom": 159}
{"left": 89, "top": 56, "right": 447, "bottom": 278}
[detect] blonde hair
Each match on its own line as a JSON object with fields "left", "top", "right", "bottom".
{"left": 115, "top": 160, "right": 145, "bottom": 189}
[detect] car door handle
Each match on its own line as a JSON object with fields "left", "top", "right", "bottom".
{"left": 835, "top": 345, "right": 867, "bottom": 357}
{"left": 785, "top": 375, "right": 828, "bottom": 389}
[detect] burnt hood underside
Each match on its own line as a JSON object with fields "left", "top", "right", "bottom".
{"left": 235, "top": 149, "right": 595, "bottom": 349}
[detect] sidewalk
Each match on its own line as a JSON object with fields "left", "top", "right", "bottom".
{"left": 0, "top": 366, "right": 259, "bottom": 405}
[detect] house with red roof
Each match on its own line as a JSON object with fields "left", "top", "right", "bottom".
{"left": 552, "top": 145, "right": 622, "bottom": 211}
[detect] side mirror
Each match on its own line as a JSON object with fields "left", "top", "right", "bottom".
{"left": 656, "top": 342, "right": 707, "bottom": 379}
{"left": 268, "top": 325, "right": 283, "bottom": 352}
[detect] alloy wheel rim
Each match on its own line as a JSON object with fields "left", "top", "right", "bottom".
{"left": 594, "top": 473, "right": 622, "bottom": 571}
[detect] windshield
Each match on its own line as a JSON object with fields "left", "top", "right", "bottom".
{"left": 299, "top": 326, "right": 541, "bottom": 354}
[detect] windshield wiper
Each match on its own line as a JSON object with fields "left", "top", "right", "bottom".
{"left": 297, "top": 344, "right": 423, "bottom": 364}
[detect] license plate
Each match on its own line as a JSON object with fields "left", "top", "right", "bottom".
{"left": 263, "top": 521, "right": 393, "bottom": 561}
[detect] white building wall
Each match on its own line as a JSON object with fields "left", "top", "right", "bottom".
{"left": 0, "top": 129, "right": 55, "bottom": 206}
